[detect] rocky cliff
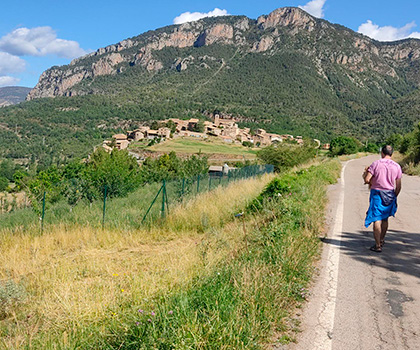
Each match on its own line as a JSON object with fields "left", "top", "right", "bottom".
{"left": 27, "top": 7, "right": 420, "bottom": 101}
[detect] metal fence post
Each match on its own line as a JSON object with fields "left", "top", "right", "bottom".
{"left": 209, "top": 176, "right": 212, "bottom": 191}
{"left": 142, "top": 184, "right": 164, "bottom": 224}
{"left": 161, "top": 180, "right": 166, "bottom": 219}
{"left": 197, "top": 174, "right": 200, "bottom": 193}
{"left": 102, "top": 185, "right": 108, "bottom": 229}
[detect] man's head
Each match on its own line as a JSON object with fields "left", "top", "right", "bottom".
{"left": 381, "top": 145, "right": 394, "bottom": 157}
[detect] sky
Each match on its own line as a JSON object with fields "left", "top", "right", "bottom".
{"left": 1, "top": 0, "right": 419, "bottom": 88}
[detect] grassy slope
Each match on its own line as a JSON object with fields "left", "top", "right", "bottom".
{"left": 0, "top": 160, "right": 341, "bottom": 349}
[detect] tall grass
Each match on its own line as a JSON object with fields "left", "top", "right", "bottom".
{"left": 0, "top": 160, "right": 341, "bottom": 349}
{"left": 0, "top": 174, "right": 273, "bottom": 349}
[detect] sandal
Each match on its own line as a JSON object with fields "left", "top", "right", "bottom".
{"left": 370, "top": 245, "right": 382, "bottom": 253}
{"left": 380, "top": 240, "right": 385, "bottom": 247}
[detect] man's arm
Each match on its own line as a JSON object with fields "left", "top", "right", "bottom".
{"left": 395, "top": 178, "right": 402, "bottom": 197}
{"left": 363, "top": 168, "right": 373, "bottom": 185}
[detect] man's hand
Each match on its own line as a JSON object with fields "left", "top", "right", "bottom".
{"left": 363, "top": 167, "right": 372, "bottom": 185}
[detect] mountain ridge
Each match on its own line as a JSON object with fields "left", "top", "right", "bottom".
{"left": 0, "top": 86, "right": 32, "bottom": 107}
{"left": 27, "top": 7, "right": 420, "bottom": 100}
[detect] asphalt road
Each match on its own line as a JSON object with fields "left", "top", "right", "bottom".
{"left": 288, "top": 155, "right": 420, "bottom": 350}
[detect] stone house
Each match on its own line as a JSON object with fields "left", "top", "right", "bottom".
{"left": 213, "top": 115, "right": 238, "bottom": 129}
{"left": 112, "top": 134, "right": 129, "bottom": 150}
{"left": 145, "top": 127, "right": 171, "bottom": 140}
{"left": 129, "top": 126, "right": 150, "bottom": 141}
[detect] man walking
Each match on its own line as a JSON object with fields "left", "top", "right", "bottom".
{"left": 363, "top": 145, "right": 402, "bottom": 252}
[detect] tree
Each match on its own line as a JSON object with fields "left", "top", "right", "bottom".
{"left": 84, "top": 148, "right": 141, "bottom": 198}
{"left": 385, "top": 134, "right": 403, "bottom": 150}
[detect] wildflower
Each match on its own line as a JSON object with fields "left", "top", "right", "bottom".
{"left": 138, "top": 309, "right": 144, "bottom": 313}
{"left": 148, "top": 318, "right": 152, "bottom": 323}
{"left": 113, "top": 273, "right": 119, "bottom": 277}
{"left": 168, "top": 310, "right": 173, "bottom": 315}
{"left": 136, "top": 322, "right": 140, "bottom": 326}
{"left": 121, "top": 289, "right": 125, "bottom": 292}
{"left": 151, "top": 311, "right": 156, "bottom": 316}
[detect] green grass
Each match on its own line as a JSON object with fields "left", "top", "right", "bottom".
{"left": 143, "top": 137, "right": 258, "bottom": 158}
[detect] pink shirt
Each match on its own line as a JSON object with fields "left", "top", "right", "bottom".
{"left": 368, "top": 158, "right": 402, "bottom": 191}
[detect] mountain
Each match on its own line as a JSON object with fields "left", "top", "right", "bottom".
{"left": 1, "top": 7, "right": 420, "bottom": 161}
{"left": 0, "top": 86, "right": 32, "bottom": 107}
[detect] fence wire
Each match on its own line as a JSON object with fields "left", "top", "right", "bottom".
{"left": 0, "top": 164, "right": 274, "bottom": 232}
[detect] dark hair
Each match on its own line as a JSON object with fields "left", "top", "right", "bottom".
{"left": 381, "top": 145, "right": 394, "bottom": 156}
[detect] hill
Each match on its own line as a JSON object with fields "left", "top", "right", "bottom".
{"left": 1, "top": 7, "right": 420, "bottom": 161}
{"left": 0, "top": 86, "right": 31, "bottom": 107}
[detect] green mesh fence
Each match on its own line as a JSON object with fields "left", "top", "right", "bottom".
{"left": 0, "top": 165, "right": 274, "bottom": 232}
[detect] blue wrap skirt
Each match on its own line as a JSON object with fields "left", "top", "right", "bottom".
{"left": 364, "top": 189, "right": 397, "bottom": 228}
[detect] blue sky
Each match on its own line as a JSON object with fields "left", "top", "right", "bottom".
{"left": 1, "top": 0, "right": 419, "bottom": 88}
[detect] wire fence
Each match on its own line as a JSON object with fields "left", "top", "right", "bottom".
{"left": 0, "top": 164, "right": 274, "bottom": 232}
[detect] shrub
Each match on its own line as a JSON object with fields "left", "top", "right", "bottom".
{"left": 0, "top": 176, "right": 8, "bottom": 192}
{"left": 329, "top": 136, "right": 360, "bottom": 156}
{"left": 364, "top": 143, "right": 380, "bottom": 154}
{"left": 0, "top": 280, "right": 27, "bottom": 320}
{"left": 257, "top": 143, "right": 316, "bottom": 172}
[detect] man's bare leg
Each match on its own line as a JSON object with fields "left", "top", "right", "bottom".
{"left": 380, "top": 219, "right": 388, "bottom": 246}
{"left": 373, "top": 221, "right": 382, "bottom": 249}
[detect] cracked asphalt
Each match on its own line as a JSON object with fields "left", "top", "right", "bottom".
{"left": 287, "top": 155, "right": 420, "bottom": 350}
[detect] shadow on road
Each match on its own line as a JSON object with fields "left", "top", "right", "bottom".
{"left": 321, "top": 230, "right": 420, "bottom": 280}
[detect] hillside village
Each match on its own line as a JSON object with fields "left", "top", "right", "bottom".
{"left": 102, "top": 114, "right": 317, "bottom": 152}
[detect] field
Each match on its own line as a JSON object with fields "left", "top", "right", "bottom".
{"left": 0, "top": 160, "right": 341, "bottom": 349}
{"left": 139, "top": 137, "right": 258, "bottom": 161}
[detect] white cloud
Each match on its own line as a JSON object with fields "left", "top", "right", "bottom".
{"left": 0, "top": 52, "right": 26, "bottom": 75}
{"left": 358, "top": 20, "right": 420, "bottom": 41}
{"left": 0, "top": 76, "right": 20, "bottom": 87}
{"left": 0, "top": 26, "right": 86, "bottom": 58}
{"left": 173, "top": 8, "right": 229, "bottom": 25}
{"left": 298, "top": 0, "right": 327, "bottom": 18}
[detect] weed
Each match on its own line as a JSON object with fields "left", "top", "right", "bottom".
{"left": 0, "top": 279, "right": 26, "bottom": 320}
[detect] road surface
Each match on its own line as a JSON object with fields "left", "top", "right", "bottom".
{"left": 288, "top": 155, "right": 420, "bottom": 350}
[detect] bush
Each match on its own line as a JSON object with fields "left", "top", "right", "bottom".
{"left": 400, "top": 123, "right": 420, "bottom": 163}
{"left": 257, "top": 143, "right": 316, "bottom": 172}
{"left": 385, "top": 134, "right": 404, "bottom": 150}
{"left": 329, "top": 136, "right": 360, "bottom": 156}
{"left": 0, "top": 176, "right": 8, "bottom": 191}
{"left": 364, "top": 143, "right": 380, "bottom": 154}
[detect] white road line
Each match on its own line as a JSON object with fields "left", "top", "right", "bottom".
{"left": 313, "top": 160, "right": 351, "bottom": 350}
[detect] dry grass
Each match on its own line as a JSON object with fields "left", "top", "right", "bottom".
{"left": 0, "top": 174, "right": 273, "bottom": 347}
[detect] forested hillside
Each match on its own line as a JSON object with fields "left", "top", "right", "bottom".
{"left": 1, "top": 7, "right": 420, "bottom": 163}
